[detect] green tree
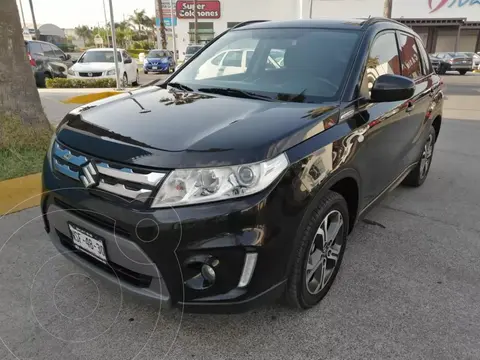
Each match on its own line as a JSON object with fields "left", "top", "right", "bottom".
{"left": 129, "top": 9, "right": 148, "bottom": 32}
{"left": 75, "top": 25, "right": 92, "bottom": 45}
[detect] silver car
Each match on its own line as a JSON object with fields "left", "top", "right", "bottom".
{"left": 431, "top": 52, "right": 474, "bottom": 75}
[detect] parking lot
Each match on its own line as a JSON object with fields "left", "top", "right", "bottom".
{"left": 2, "top": 73, "right": 480, "bottom": 360}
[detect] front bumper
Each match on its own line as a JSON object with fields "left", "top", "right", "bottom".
{"left": 143, "top": 63, "right": 170, "bottom": 72}
{"left": 41, "top": 159, "right": 300, "bottom": 313}
{"left": 67, "top": 74, "right": 116, "bottom": 81}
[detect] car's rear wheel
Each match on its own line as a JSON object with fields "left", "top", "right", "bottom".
{"left": 402, "top": 126, "right": 436, "bottom": 187}
{"left": 144, "top": 70, "right": 148, "bottom": 74}
{"left": 285, "top": 190, "right": 348, "bottom": 309}
{"left": 437, "top": 65, "right": 447, "bottom": 75}
{"left": 458, "top": 70, "right": 468, "bottom": 75}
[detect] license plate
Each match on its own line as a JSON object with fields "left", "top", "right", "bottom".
{"left": 152, "top": 66, "right": 158, "bottom": 70}
{"left": 69, "top": 224, "right": 107, "bottom": 263}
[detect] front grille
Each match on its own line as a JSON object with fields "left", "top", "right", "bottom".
{"left": 57, "top": 230, "right": 152, "bottom": 288}
{"left": 52, "top": 141, "right": 167, "bottom": 203}
{"left": 54, "top": 197, "right": 130, "bottom": 237}
{"left": 79, "top": 72, "right": 103, "bottom": 77}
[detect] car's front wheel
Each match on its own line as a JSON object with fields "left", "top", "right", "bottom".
{"left": 132, "top": 70, "right": 139, "bottom": 86}
{"left": 122, "top": 73, "right": 128, "bottom": 87}
{"left": 402, "top": 125, "right": 436, "bottom": 187}
{"left": 286, "top": 190, "right": 349, "bottom": 309}
{"left": 459, "top": 70, "right": 468, "bottom": 75}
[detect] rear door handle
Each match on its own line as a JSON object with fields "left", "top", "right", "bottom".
{"left": 406, "top": 102, "right": 415, "bottom": 113}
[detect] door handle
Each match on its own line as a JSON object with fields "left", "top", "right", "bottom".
{"left": 406, "top": 102, "right": 415, "bottom": 113}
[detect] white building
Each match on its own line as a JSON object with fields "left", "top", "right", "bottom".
{"left": 169, "top": 0, "right": 480, "bottom": 58}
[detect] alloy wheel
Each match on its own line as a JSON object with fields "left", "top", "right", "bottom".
{"left": 305, "top": 210, "right": 344, "bottom": 295}
{"left": 419, "top": 134, "right": 434, "bottom": 179}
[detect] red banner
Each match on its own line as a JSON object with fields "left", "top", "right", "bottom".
{"left": 176, "top": 1, "right": 221, "bottom": 19}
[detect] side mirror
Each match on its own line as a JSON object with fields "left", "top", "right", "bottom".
{"left": 71, "top": 59, "right": 77, "bottom": 64}
{"left": 66, "top": 54, "right": 71, "bottom": 60}
{"left": 124, "top": 58, "right": 132, "bottom": 64}
{"left": 370, "top": 74, "right": 415, "bottom": 103}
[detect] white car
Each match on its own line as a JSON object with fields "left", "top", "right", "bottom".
{"left": 196, "top": 48, "right": 283, "bottom": 80}
{"left": 67, "top": 48, "right": 139, "bottom": 86}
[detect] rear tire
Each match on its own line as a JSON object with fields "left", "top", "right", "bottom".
{"left": 458, "top": 70, "right": 467, "bottom": 75}
{"left": 39, "top": 72, "right": 52, "bottom": 88}
{"left": 437, "top": 65, "right": 447, "bottom": 75}
{"left": 144, "top": 70, "right": 148, "bottom": 74}
{"left": 285, "top": 191, "right": 349, "bottom": 309}
{"left": 402, "top": 126, "right": 436, "bottom": 187}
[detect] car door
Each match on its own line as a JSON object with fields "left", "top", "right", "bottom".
{"left": 51, "top": 44, "right": 73, "bottom": 70}
{"left": 357, "top": 31, "right": 410, "bottom": 205}
{"left": 40, "top": 43, "right": 61, "bottom": 77}
{"left": 395, "top": 32, "right": 434, "bottom": 169}
{"left": 122, "top": 51, "right": 136, "bottom": 80}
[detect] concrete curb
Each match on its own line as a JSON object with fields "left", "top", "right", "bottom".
{"left": 0, "top": 173, "right": 41, "bottom": 216}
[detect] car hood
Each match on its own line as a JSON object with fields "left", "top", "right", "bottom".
{"left": 71, "top": 62, "right": 116, "bottom": 72}
{"left": 56, "top": 86, "right": 339, "bottom": 168}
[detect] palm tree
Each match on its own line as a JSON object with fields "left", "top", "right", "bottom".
{"left": 75, "top": 25, "right": 92, "bottom": 45}
{"left": 1, "top": 0, "right": 49, "bottom": 126}
{"left": 129, "top": 9, "right": 148, "bottom": 32}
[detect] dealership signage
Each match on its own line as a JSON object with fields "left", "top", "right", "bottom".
{"left": 176, "top": 1, "right": 221, "bottom": 19}
{"left": 429, "top": 0, "right": 480, "bottom": 13}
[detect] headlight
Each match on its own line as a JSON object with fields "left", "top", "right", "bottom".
{"left": 105, "top": 69, "right": 116, "bottom": 75}
{"left": 67, "top": 69, "right": 75, "bottom": 75}
{"left": 151, "top": 153, "right": 289, "bottom": 208}
{"left": 46, "top": 135, "right": 57, "bottom": 169}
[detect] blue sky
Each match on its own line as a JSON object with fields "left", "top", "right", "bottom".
{"left": 17, "top": 0, "right": 158, "bottom": 28}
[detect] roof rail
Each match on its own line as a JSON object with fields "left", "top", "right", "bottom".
{"left": 231, "top": 20, "right": 270, "bottom": 29}
{"left": 362, "top": 16, "right": 405, "bottom": 27}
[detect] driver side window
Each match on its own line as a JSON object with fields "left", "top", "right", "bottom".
{"left": 361, "top": 32, "right": 401, "bottom": 97}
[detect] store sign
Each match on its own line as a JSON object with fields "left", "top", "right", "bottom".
{"left": 176, "top": 1, "right": 221, "bottom": 19}
{"left": 429, "top": 0, "right": 480, "bottom": 13}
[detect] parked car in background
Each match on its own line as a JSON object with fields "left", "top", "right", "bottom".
{"left": 143, "top": 49, "right": 176, "bottom": 74}
{"left": 67, "top": 48, "right": 139, "bottom": 86}
{"left": 196, "top": 48, "right": 283, "bottom": 79}
{"left": 183, "top": 44, "right": 203, "bottom": 62}
{"left": 431, "top": 52, "right": 474, "bottom": 75}
{"left": 429, "top": 54, "right": 450, "bottom": 75}
{"left": 42, "top": 18, "right": 443, "bottom": 313}
{"left": 463, "top": 52, "right": 480, "bottom": 70}
{"left": 25, "top": 40, "right": 73, "bottom": 87}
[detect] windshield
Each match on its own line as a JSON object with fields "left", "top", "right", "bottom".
{"left": 78, "top": 50, "right": 121, "bottom": 63}
{"left": 186, "top": 46, "right": 202, "bottom": 55}
{"left": 148, "top": 50, "right": 169, "bottom": 58}
{"left": 171, "top": 28, "right": 360, "bottom": 103}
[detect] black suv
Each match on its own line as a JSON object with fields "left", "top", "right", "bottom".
{"left": 25, "top": 40, "right": 73, "bottom": 87}
{"left": 42, "top": 18, "right": 443, "bottom": 312}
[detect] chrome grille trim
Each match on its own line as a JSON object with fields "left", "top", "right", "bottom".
{"left": 51, "top": 141, "right": 167, "bottom": 202}
{"left": 97, "top": 180, "right": 152, "bottom": 201}
{"left": 96, "top": 162, "right": 165, "bottom": 186}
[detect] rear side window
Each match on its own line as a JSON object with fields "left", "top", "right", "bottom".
{"left": 41, "top": 43, "right": 55, "bottom": 57}
{"left": 416, "top": 38, "right": 433, "bottom": 75}
{"left": 211, "top": 52, "right": 225, "bottom": 65}
{"left": 222, "top": 50, "right": 242, "bottom": 67}
{"left": 363, "top": 32, "right": 401, "bottom": 93}
{"left": 397, "top": 33, "right": 422, "bottom": 79}
{"left": 52, "top": 45, "right": 64, "bottom": 58}
{"left": 28, "top": 42, "right": 43, "bottom": 55}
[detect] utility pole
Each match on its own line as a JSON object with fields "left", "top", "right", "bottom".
{"left": 18, "top": 0, "right": 27, "bottom": 29}
{"left": 169, "top": 0, "right": 177, "bottom": 61}
{"left": 28, "top": 0, "right": 40, "bottom": 40}
{"left": 383, "top": 0, "right": 393, "bottom": 18}
{"left": 102, "top": 0, "right": 110, "bottom": 47}
{"left": 108, "top": 0, "right": 122, "bottom": 90}
{"left": 193, "top": 0, "right": 198, "bottom": 44}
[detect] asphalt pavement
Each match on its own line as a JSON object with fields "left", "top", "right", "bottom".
{"left": 3, "top": 73, "right": 480, "bottom": 360}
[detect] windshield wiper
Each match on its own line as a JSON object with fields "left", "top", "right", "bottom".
{"left": 167, "top": 82, "right": 193, "bottom": 92}
{"left": 198, "top": 87, "right": 275, "bottom": 101}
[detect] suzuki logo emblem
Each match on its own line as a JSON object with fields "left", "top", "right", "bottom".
{"left": 80, "top": 162, "right": 98, "bottom": 188}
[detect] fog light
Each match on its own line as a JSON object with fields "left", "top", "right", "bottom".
{"left": 201, "top": 264, "right": 216, "bottom": 283}
{"left": 238, "top": 253, "right": 257, "bottom": 288}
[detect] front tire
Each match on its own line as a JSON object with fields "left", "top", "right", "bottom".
{"left": 402, "top": 125, "right": 436, "bottom": 187}
{"left": 122, "top": 73, "right": 128, "bottom": 87}
{"left": 132, "top": 70, "right": 139, "bottom": 86}
{"left": 458, "top": 70, "right": 467, "bottom": 75}
{"left": 285, "top": 191, "right": 349, "bottom": 309}
{"left": 144, "top": 70, "right": 148, "bottom": 74}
